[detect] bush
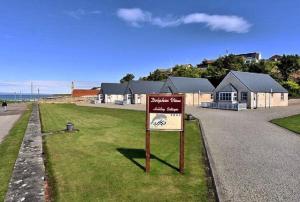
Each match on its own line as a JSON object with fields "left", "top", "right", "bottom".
{"left": 282, "top": 80, "right": 300, "bottom": 97}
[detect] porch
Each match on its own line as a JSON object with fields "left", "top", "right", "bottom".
{"left": 201, "top": 102, "right": 247, "bottom": 111}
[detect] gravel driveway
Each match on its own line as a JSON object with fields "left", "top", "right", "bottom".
{"left": 187, "top": 102, "right": 300, "bottom": 202}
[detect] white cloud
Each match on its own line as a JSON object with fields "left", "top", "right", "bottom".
{"left": 151, "top": 16, "right": 182, "bottom": 27}
{"left": 64, "top": 9, "right": 101, "bottom": 19}
{"left": 116, "top": 8, "right": 251, "bottom": 33}
{"left": 182, "top": 13, "right": 250, "bottom": 33}
{"left": 117, "top": 8, "right": 151, "bottom": 27}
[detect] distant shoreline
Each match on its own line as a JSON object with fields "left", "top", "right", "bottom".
{"left": 0, "top": 94, "right": 54, "bottom": 101}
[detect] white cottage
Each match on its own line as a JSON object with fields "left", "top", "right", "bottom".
{"left": 213, "top": 71, "right": 288, "bottom": 109}
{"left": 100, "top": 83, "right": 127, "bottom": 104}
{"left": 123, "top": 80, "right": 164, "bottom": 104}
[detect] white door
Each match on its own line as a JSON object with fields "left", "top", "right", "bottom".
{"left": 127, "top": 94, "right": 132, "bottom": 104}
{"left": 137, "top": 95, "right": 141, "bottom": 104}
{"left": 253, "top": 94, "right": 257, "bottom": 108}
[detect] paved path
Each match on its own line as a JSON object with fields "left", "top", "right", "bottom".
{"left": 0, "top": 103, "right": 27, "bottom": 143}
{"left": 79, "top": 100, "right": 300, "bottom": 202}
{"left": 186, "top": 103, "right": 300, "bottom": 202}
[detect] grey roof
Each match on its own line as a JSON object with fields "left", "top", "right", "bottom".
{"left": 125, "top": 80, "right": 164, "bottom": 94}
{"left": 101, "top": 83, "right": 127, "bottom": 95}
{"left": 161, "top": 77, "right": 215, "bottom": 93}
{"left": 237, "top": 52, "right": 260, "bottom": 59}
{"left": 231, "top": 71, "right": 288, "bottom": 93}
{"left": 219, "top": 84, "right": 237, "bottom": 92}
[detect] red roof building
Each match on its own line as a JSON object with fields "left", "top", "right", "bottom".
{"left": 72, "top": 89, "right": 100, "bottom": 97}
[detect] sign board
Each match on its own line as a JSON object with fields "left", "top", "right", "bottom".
{"left": 145, "top": 94, "right": 185, "bottom": 173}
{"left": 146, "top": 94, "right": 184, "bottom": 131}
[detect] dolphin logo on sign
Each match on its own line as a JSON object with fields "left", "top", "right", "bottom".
{"left": 151, "top": 114, "right": 167, "bottom": 127}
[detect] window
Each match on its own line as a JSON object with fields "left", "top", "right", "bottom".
{"left": 211, "top": 94, "right": 213, "bottom": 99}
{"left": 233, "top": 92, "right": 237, "bottom": 101}
{"left": 281, "top": 93, "right": 284, "bottom": 101}
{"left": 241, "top": 92, "right": 248, "bottom": 101}
{"left": 219, "top": 92, "right": 232, "bottom": 101}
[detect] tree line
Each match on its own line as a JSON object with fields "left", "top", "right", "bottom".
{"left": 120, "top": 54, "right": 300, "bottom": 97}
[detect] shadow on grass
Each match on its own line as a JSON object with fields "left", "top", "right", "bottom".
{"left": 117, "top": 148, "right": 179, "bottom": 172}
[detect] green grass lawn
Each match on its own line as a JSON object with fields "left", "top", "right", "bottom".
{"left": 0, "top": 105, "right": 31, "bottom": 201}
{"left": 271, "top": 114, "right": 300, "bottom": 134}
{"left": 40, "top": 104, "right": 215, "bottom": 202}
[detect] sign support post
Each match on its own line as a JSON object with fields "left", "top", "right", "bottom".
{"left": 146, "top": 94, "right": 185, "bottom": 174}
{"left": 179, "top": 96, "right": 185, "bottom": 174}
{"left": 145, "top": 130, "right": 150, "bottom": 173}
{"left": 179, "top": 131, "right": 184, "bottom": 173}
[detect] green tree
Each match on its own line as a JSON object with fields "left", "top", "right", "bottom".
{"left": 142, "top": 65, "right": 204, "bottom": 81}
{"left": 213, "top": 54, "right": 246, "bottom": 71}
{"left": 282, "top": 80, "right": 300, "bottom": 94}
{"left": 172, "top": 65, "right": 202, "bottom": 78}
{"left": 277, "top": 55, "right": 300, "bottom": 81}
{"left": 120, "top": 73, "right": 135, "bottom": 83}
{"left": 248, "top": 60, "right": 276, "bottom": 74}
{"left": 202, "top": 54, "right": 246, "bottom": 85}
{"left": 145, "top": 69, "right": 170, "bottom": 81}
{"left": 202, "top": 66, "right": 228, "bottom": 86}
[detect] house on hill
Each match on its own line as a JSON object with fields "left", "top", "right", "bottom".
{"left": 160, "top": 77, "right": 215, "bottom": 106}
{"left": 196, "top": 59, "right": 215, "bottom": 69}
{"left": 124, "top": 80, "right": 164, "bottom": 104}
{"left": 100, "top": 83, "right": 127, "bottom": 104}
{"left": 269, "top": 55, "right": 282, "bottom": 62}
{"left": 213, "top": 71, "right": 288, "bottom": 109}
{"left": 236, "top": 52, "right": 261, "bottom": 64}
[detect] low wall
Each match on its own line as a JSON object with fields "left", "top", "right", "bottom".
{"left": 39, "top": 96, "right": 97, "bottom": 104}
{"left": 185, "top": 93, "right": 213, "bottom": 106}
{"left": 5, "top": 103, "right": 45, "bottom": 202}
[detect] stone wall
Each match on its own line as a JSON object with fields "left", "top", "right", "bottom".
{"left": 40, "top": 96, "right": 97, "bottom": 104}
{"left": 5, "top": 103, "right": 45, "bottom": 202}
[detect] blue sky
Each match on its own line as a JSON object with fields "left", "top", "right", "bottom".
{"left": 0, "top": 0, "right": 300, "bottom": 93}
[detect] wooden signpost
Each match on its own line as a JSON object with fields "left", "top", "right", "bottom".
{"left": 146, "top": 94, "right": 185, "bottom": 174}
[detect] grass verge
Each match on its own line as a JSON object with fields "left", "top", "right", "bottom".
{"left": 271, "top": 114, "right": 300, "bottom": 134}
{"left": 41, "top": 103, "right": 216, "bottom": 201}
{"left": 0, "top": 105, "right": 31, "bottom": 201}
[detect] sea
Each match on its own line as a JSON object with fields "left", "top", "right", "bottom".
{"left": 0, "top": 93, "right": 53, "bottom": 101}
